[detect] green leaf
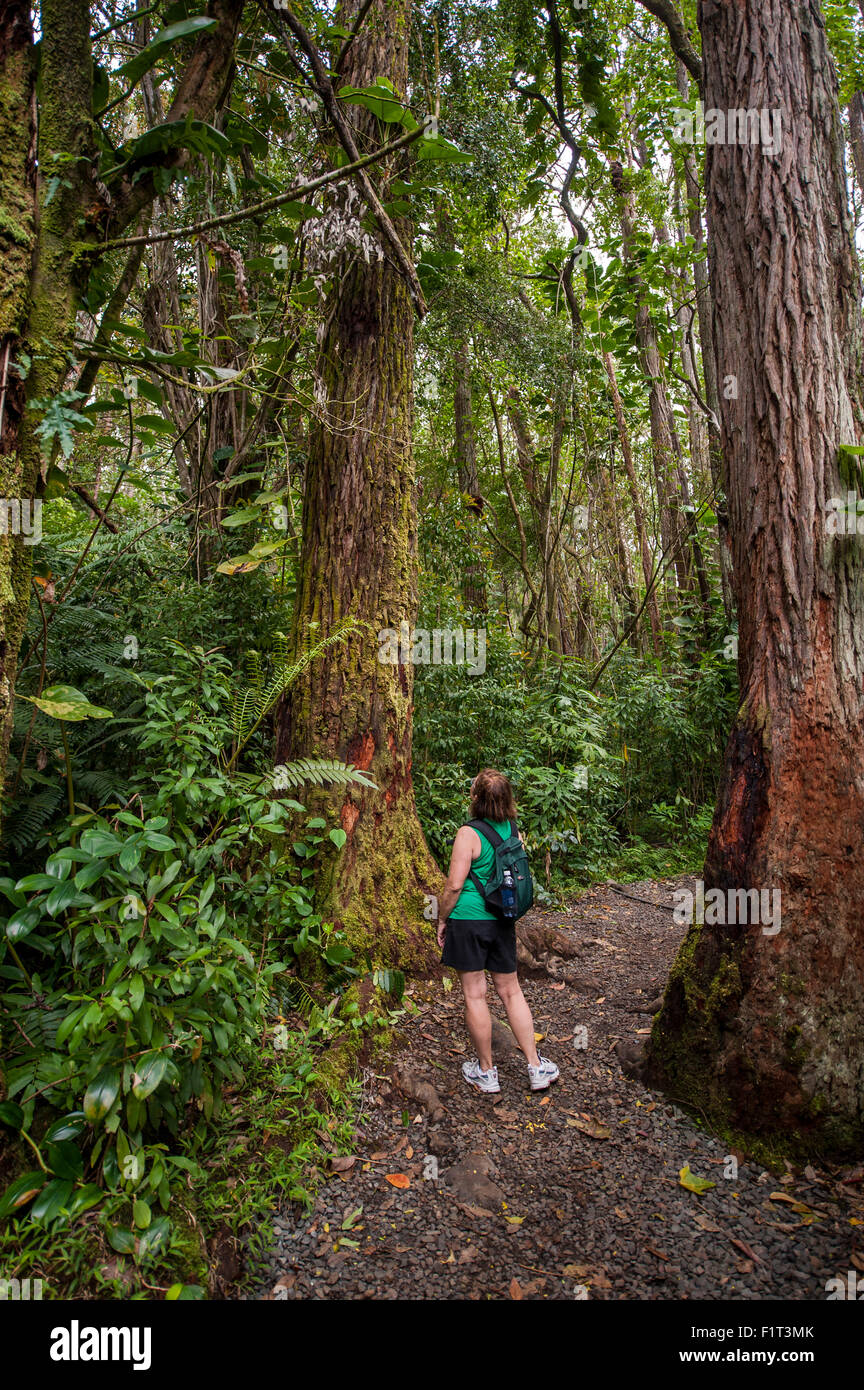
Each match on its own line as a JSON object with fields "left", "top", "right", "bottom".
{"left": 118, "top": 16, "right": 219, "bottom": 87}
{"left": 30, "top": 1178, "right": 73, "bottom": 1225}
{"left": 324, "top": 941, "right": 353, "bottom": 966}
{"left": 106, "top": 1223, "right": 137, "bottom": 1255}
{"left": 83, "top": 1066, "right": 121, "bottom": 1123}
{"left": 80, "top": 829, "right": 123, "bottom": 858}
{"left": 0, "top": 1101, "right": 24, "bottom": 1130}
{"left": 22, "top": 685, "right": 113, "bottom": 722}
{"left": 129, "top": 975, "right": 145, "bottom": 1012}
{"left": 66, "top": 1184, "right": 104, "bottom": 1217}
{"left": 14, "top": 873, "right": 57, "bottom": 891}
{"left": 44, "top": 1112, "right": 86, "bottom": 1143}
{"left": 132, "top": 1052, "right": 170, "bottom": 1101}
{"left": 337, "top": 80, "right": 411, "bottom": 124}
{"left": 119, "top": 842, "right": 142, "bottom": 872}
{"left": 44, "top": 880, "right": 84, "bottom": 917}
{"left": 137, "top": 1214, "right": 171, "bottom": 1262}
{"left": 133, "top": 1198, "right": 152, "bottom": 1230}
{"left": 678, "top": 1164, "right": 716, "bottom": 1194}
{"left": 6, "top": 905, "right": 42, "bottom": 941}
{"left": 46, "top": 1140, "right": 84, "bottom": 1181}
{"left": 117, "top": 117, "right": 231, "bottom": 171}
{"left": 416, "top": 133, "right": 472, "bottom": 164}
{"left": 0, "top": 1170, "right": 47, "bottom": 1218}
{"left": 142, "top": 832, "right": 176, "bottom": 851}
{"left": 74, "top": 858, "right": 110, "bottom": 890}
{"left": 166, "top": 1283, "right": 205, "bottom": 1300}
{"left": 328, "top": 828, "right": 347, "bottom": 849}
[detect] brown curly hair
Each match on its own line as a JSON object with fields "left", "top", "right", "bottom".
{"left": 470, "top": 768, "right": 517, "bottom": 823}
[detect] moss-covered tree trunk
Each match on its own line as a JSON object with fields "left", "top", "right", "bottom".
{"left": 276, "top": 0, "right": 441, "bottom": 967}
{"left": 0, "top": 0, "right": 37, "bottom": 783}
{"left": 0, "top": 0, "right": 95, "bottom": 812}
{"left": 646, "top": 0, "right": 864, "bottom": 1157}
{"left": 0, "top": 0, "right": 244, "bottom": 820}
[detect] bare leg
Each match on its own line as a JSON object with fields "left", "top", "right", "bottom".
{"left": 492, "top": 972, "right": 540, "bottom": 1067}
{"left": 460, "top": 970, "right": 493, "bottom": 1071}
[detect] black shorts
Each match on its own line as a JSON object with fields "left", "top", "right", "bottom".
{"left": 441, "top": 917, "right": 517, "bottom": 974}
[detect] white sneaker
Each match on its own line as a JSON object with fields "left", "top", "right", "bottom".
{"left": 527, "top": 1056, "right": 560, "bottom": 1091}
{"left": 462, "top": 1059, "right": 500, "bottom": 1093}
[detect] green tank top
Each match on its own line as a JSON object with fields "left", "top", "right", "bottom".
{"left": 449, "top": 819, "right": 514, "bottom": 922}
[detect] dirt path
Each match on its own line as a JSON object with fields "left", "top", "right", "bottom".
{"left": 246, "top": 878, "right": 864, "bottom": 1301}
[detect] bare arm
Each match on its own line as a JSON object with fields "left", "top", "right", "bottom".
{"left": 436, "top": 827, "right": 479, "bottom": 946}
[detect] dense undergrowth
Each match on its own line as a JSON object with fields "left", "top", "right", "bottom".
{"left": 0, "top": 515, "right": 736, "bottom": 1298}
{"left": 412, "top": 598, "right": 736, "bottom": 895}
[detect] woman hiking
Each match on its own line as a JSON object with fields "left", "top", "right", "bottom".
{"left": 436, "top": 769, "right": 559, "bottom": 1094}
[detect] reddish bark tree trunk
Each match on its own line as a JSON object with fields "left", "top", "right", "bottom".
{"left": 647, "top": 0, "right": 864, "bottom": 1155}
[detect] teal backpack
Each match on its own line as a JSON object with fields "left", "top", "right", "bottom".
{"left": 466, "top": 819, "right": 534, "bottom": 922}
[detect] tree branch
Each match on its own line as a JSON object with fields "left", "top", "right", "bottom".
{"left": 272, "top": 5, "right": 428, "bottom": 316}
{"left": 96, "top": 119, "right": 430, "bottom": 251}
{"left": 635, "top": 0, "right": 702, "bottom": 89}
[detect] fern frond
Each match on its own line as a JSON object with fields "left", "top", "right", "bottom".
{"left": 271, "top": 757, "right": 377, "bottom": 791}
{"left": 228, "top": 618, "right": 361, "bottom": 765}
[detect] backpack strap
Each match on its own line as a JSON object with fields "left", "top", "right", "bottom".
{"left": 465, "top": 817, "right": 507, "bottom": 848}
{"left": 463, "top": 819, "right": 512, "bottom": 900}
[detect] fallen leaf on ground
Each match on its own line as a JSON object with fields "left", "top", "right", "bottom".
{"left": 692, "top": 1212, "right": 722, "bottom": 1233}
{"left": 384, "top": 1173, "right": 410, "bottom": 1188}
{"left": 504, "top": 1215, "right": 525, "bottom": 1225}
{"left": 679, "top": 1165, "right": 716, "bottom": 1194}
{"left": 549, "top": 983, "right": 565, "bottom": 991}
{"left": 328, "top": 1155, "right": 356, "bottom": 1172}
{"left": 644, "top": 1244, "right": 669, "bottom": 1261}
{"left": 443, "top": 1250, "right": 455, "bottom": 1264}
{"left": 566, "top": 1117, "right": 611, "bottom": 1140}
{"left": 509, "top": 1277, "right": 523, "bottom": 1300}
{"left": 730, "top": 1237, "right": 762, "bottom": 1263}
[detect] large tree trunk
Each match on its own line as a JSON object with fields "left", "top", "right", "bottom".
{"left": 646, "top": 0, "right": 864, "bottom": 1156}
{"left": 276, "top": 0, "right": 440, "bottom": 967}
{"left": 0, "top": 0, "right": 244, "bottom": 819}
{"left": 676, "top": 60, "right": 735, "bottom": 624}
{"left": 0, "top": 0, "right": 37, "bottom": 800}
